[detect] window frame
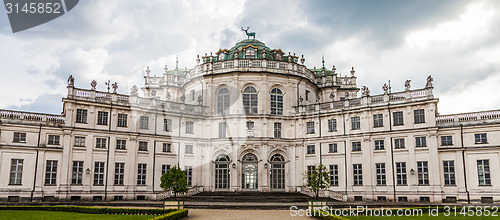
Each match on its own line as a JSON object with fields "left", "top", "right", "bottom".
{"left": 13, "top": 132, "right": 27, "bottom": 143}
{"left": 307, "top": 145, "right": 315, "bottom": 154}
{"left": 417, "top": 161, "right": 429, "bottom": 185}
{"left": 76, "top": 109, "right": 88, "bottom": 124}
{"left": 376, "top": 163, "right": 386, "bottom": 185}
{"left": 393, "top": 111, "right": 404, "bottom": 126}
{"left": 44, "top": 160, "right": 58, "bottom": 185}
{"left": 443, "top": 160, "right": 456, "bottom": 186}
{"left": 137, "top": 164, "right": 147, "bottom": 186}
{"left": 306, "top": 121, "right": 315, "bottom": 134}
{"left": 373, "top": 114, "right": 383, "bottom": 128}
{"left": 97, "top": 111, "right": 109, "bottom": 126}
{"left": 396, "top": 162, "right": 407, "bottom": 185}
{"left": 242, "top": 86, "right": 258, "bottom": 115}
{"left": 351, "top": 116, "right": 361, "bottom": 130}
{"left": 415, "top": 136, "right": 427, "bottom": 147}
{"left": 414, "top": 109, "right": 425, "bottom": 124}
{"left": 441, "top": 136, "right": 453, "bottom": 146}
{"left": 270, "top": 88, "right": 283, "bottom": 115}
{"left": 352, "top": 141, "right": 361, "bottom": 152}
{"left": 139, "top": 116, "right": 149, "bottom": 130}
{"left": 117, "top": 113, "right": 127, "bottom": 127}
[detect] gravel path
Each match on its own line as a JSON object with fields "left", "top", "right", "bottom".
{"left": 186, "top": 209, "right": 313, "bottom": 220}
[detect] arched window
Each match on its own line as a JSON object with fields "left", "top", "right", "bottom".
{"left": 270, "top": 154, "right": 285, "bottom": 189}
{"left": 215, "top": 154, "right": 230, "bottom": 189}
{"left": 218, "top": 53, "right": 225, "bottom": 61}
{"left": 243, "top": 86, "right": 258, "bottom": 115}
{"left": 245, "top": 49, "right": 255, "bottom": 59}
{"left": 242, "top": 153, "right": 258, "bottom": 189}
{"left": 270, "top": 88, "right": 283, "bottom": 115}
{"left": 217, "top": 88, "right": 230, "bottom": 115}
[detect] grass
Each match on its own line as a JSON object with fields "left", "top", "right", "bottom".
{"left": 348, "top": 213, "right": 499, "bottom": 219}
{"left": 0, "top": 210, "right": 155, "bottom": 220}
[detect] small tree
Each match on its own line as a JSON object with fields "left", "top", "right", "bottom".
{"left": 305, "top": 164, "right": 330, "bottom": 198}
{"left": 160, "top": 166, "right": 189, "bottom": 200}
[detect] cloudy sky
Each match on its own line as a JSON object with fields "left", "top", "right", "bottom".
{"left": 1, "top": 0, "right": 500, "bottom": 115}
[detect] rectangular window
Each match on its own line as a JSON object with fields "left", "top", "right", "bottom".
{"left": 329, "top": 165, "right": 339, "bottom": 186}
{"left": 416, "top": 137, "right": 427, "bottom": 147}
{"left": 116, "top": 139, "right": 126, "bottom": 150}
{"left": 443, "top": 160, "right": 456, "bottom": 185}
{"left": 117, "top": 113, "right": 127, "bottom": 127}
{"left": 274, "top": 122, "right": 282, "bottom": 139}
{"left": 414, "top": 109, "right": 425, "bottom": 124}
{"left": 351, "top": 116, "right": 360, "bottom": 130}
{"left": 44, "top": 160, "right": 57, "bottom": 185}
{"left": 185, "top": 166, "right": 193, "bottom": 186}
{"left": 352, "top": 142, "right": 361, "bottom": 152}
{"left": 306, "top": 121, "right": 315, "bottom": 134}
{"left": 72, "top": 161, "right": 83, "bottom": 185}
{"left": 74, "top": 136, "right": 86, "bottom": 147}
{"left": 76, "top": 109, "right": 87, "bottom": 123}
{"left": 9, "top": 159, "right": 23, "bottom": 185}
{"left": 97, "top": 111, "right": 108, "bottom": 125}
{"left": 396, "top": 162, "right": 407, "bottom": 185}
{"left": 13, "top": 132, "right": 27, "bottom": 143}
{"left": 441, "top": 136, "right": 453, "bottom": 146}
{"left": 353, "top": 164, "right": 363, "bottom": 186}
{"left": 417, "top": 161, "right": 429, "bottom": 185}
{"left": 393, "top": 111, "right": 404, "bottom": 126}
{"left": 96, "top": 138, "right": 107, "bottom": 149}
{"left": 162, "top": 165, "right": 171, "bottom": 175}
{"left": 373, "top": 114, "right": 383, "bottom": 128}
{"left": 139, "top": 116, "right": 149, "bottom": 129}
{"left": 185, "top": 145, "right": 193, "bottom": 154}
{"left": 394, "top": 138, "right": 405, "bottom": 149}
{"left": 328, "top": 119, "right": 337, "bottom": 132}
{"left": 374, "top": 140, "right": 384, "bottom": 150}
{"left": 218, "top": 122, "right": 226, "bottom": 138}
{"left": 307, "top": 165, "right": 315, "bottom": 182}
{"left": 138, "top": 141, "right": 148, "bottom": 151}
{"left": 48, "top": 135, "right": 60, "bottom": 145}
{"left": 329, "top": 143, "right": 337, "bottom": 153}
{"left": 305, "top": 90, "right": 310, "bottom": 102}
{"left": 376, "top": 163, "right": 386, "bottom": 185}
{"left": 94, "top": 162, "right": 105, "bottom": 185}
{"left": 164, "top": 119, "right": 172, "bottom": 132}
{"left": 475, "top": 133, "right": 487, "bottom": 144}
{"left": 186, "top": 121, "right": 194, "bottom": 134}
{"left": 246, "top": 121, "right": 254, "bottom": 137}
{"left": 307, "top": 145, "right": 315, "bottom": 154}
{"left": 163, "top": 143, "right": 171, "bottom": 152}
{"left": 477, "top": 159, "right": 491, "bottom": 185}
{"left": 137, "top": 164, "right": 147, "bottom": 185}
{"left": 114, "top": 163, "right": 125, "bottom": 185}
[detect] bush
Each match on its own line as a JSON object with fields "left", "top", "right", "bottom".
{"left": 149, "top": 209, "right": 188, "bottom": 220}
{"left": 0, "top": 206, "right": 179, "bottom": 216}
{"left": 312, "top": 209, "right": 349, "bottom": 220}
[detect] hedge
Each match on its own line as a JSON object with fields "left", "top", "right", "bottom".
{"left": 149, "top": 209, "right": 188, "bottom": 220}
{"left": 0, "top": 206, "right": 177, "bottom": 216}
{"left": 312, "top": 209, "right": 350, "bottom": 220}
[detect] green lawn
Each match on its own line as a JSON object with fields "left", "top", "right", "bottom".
{"left": 348, "top": 213, "right": 499, "bottom": 220}
{"left": 0, "top": 210, "right": 155, "bottom": 220}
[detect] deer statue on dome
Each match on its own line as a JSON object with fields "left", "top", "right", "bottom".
{"left": 241, "top": 26, "right": 256, "bottom": 39}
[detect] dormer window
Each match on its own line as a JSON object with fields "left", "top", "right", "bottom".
{"left": 218, "top": 53, "right": 225, "bottom": 61}
{"left": 276, "top": 53, "right": 282, "bottom": 60}
{"left": 245, "top": 49, "right": 255, "bottom": 59}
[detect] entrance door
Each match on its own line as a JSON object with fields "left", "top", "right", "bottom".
{"left": 241, "top": 153, "right": 258, "bottom": 190}
{"left": 215, "top": 154, "right": 230, "bottom": 190}
{"left": 270, "top": 154, "right": 285, "bottom": 190}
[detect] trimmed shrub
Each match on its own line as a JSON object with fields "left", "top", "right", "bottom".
{"left": 0, "top": 206, "right": 177, "bottom": 216}
{"left": 149, "top": 209, "right": 188, "bottom": 220}
{"left": 312, "top": 209, "right": 349, "bottom": 220}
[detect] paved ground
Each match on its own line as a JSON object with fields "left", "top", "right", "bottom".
{"left": 187, "top": 209, "right": 313, "bottom": 220}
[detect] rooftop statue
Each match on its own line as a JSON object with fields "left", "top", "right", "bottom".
{"left": 241, "top": 26, "right": 256, "bottom": 39}
{"left": 425, "top": 75, "right": 434, "bottom": 88}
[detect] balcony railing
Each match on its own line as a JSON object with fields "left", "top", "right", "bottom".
{"left": 68, "top": 88, "right": 208, "bottom": 116}
{"left": 295, "top": 87, "right": 434, "bottom": 114}
{"left": 436, "top": 110, "right": 500, "bottom": 127}
{"left": 0, "top": 109, "right": 64, "bottom": 125}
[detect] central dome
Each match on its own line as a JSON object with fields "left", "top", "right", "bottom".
{"left": 230, "top": 39, "right": 270, "bottom": 51}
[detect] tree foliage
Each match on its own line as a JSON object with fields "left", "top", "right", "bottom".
{"left": 305, "top": 164, "right": 330, "bottom": 198}
{"left": 160, "top": 166, "right": 188, "bottom": 199}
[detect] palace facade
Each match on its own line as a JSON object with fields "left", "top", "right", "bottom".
{"left": 1, "top": 38, "right": 500, "bottom": 203}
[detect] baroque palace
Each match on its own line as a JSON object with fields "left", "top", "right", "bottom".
{"left": 1, "top": 37, "right": 499, "bottom": 204}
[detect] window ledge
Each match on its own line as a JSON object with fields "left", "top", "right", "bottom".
{"left": 479, "top": 184, "right": 492, "bottom": 187}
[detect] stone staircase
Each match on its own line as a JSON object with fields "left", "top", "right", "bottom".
{"left": 181, "top": 191, "right": 319, "bottom": 209}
